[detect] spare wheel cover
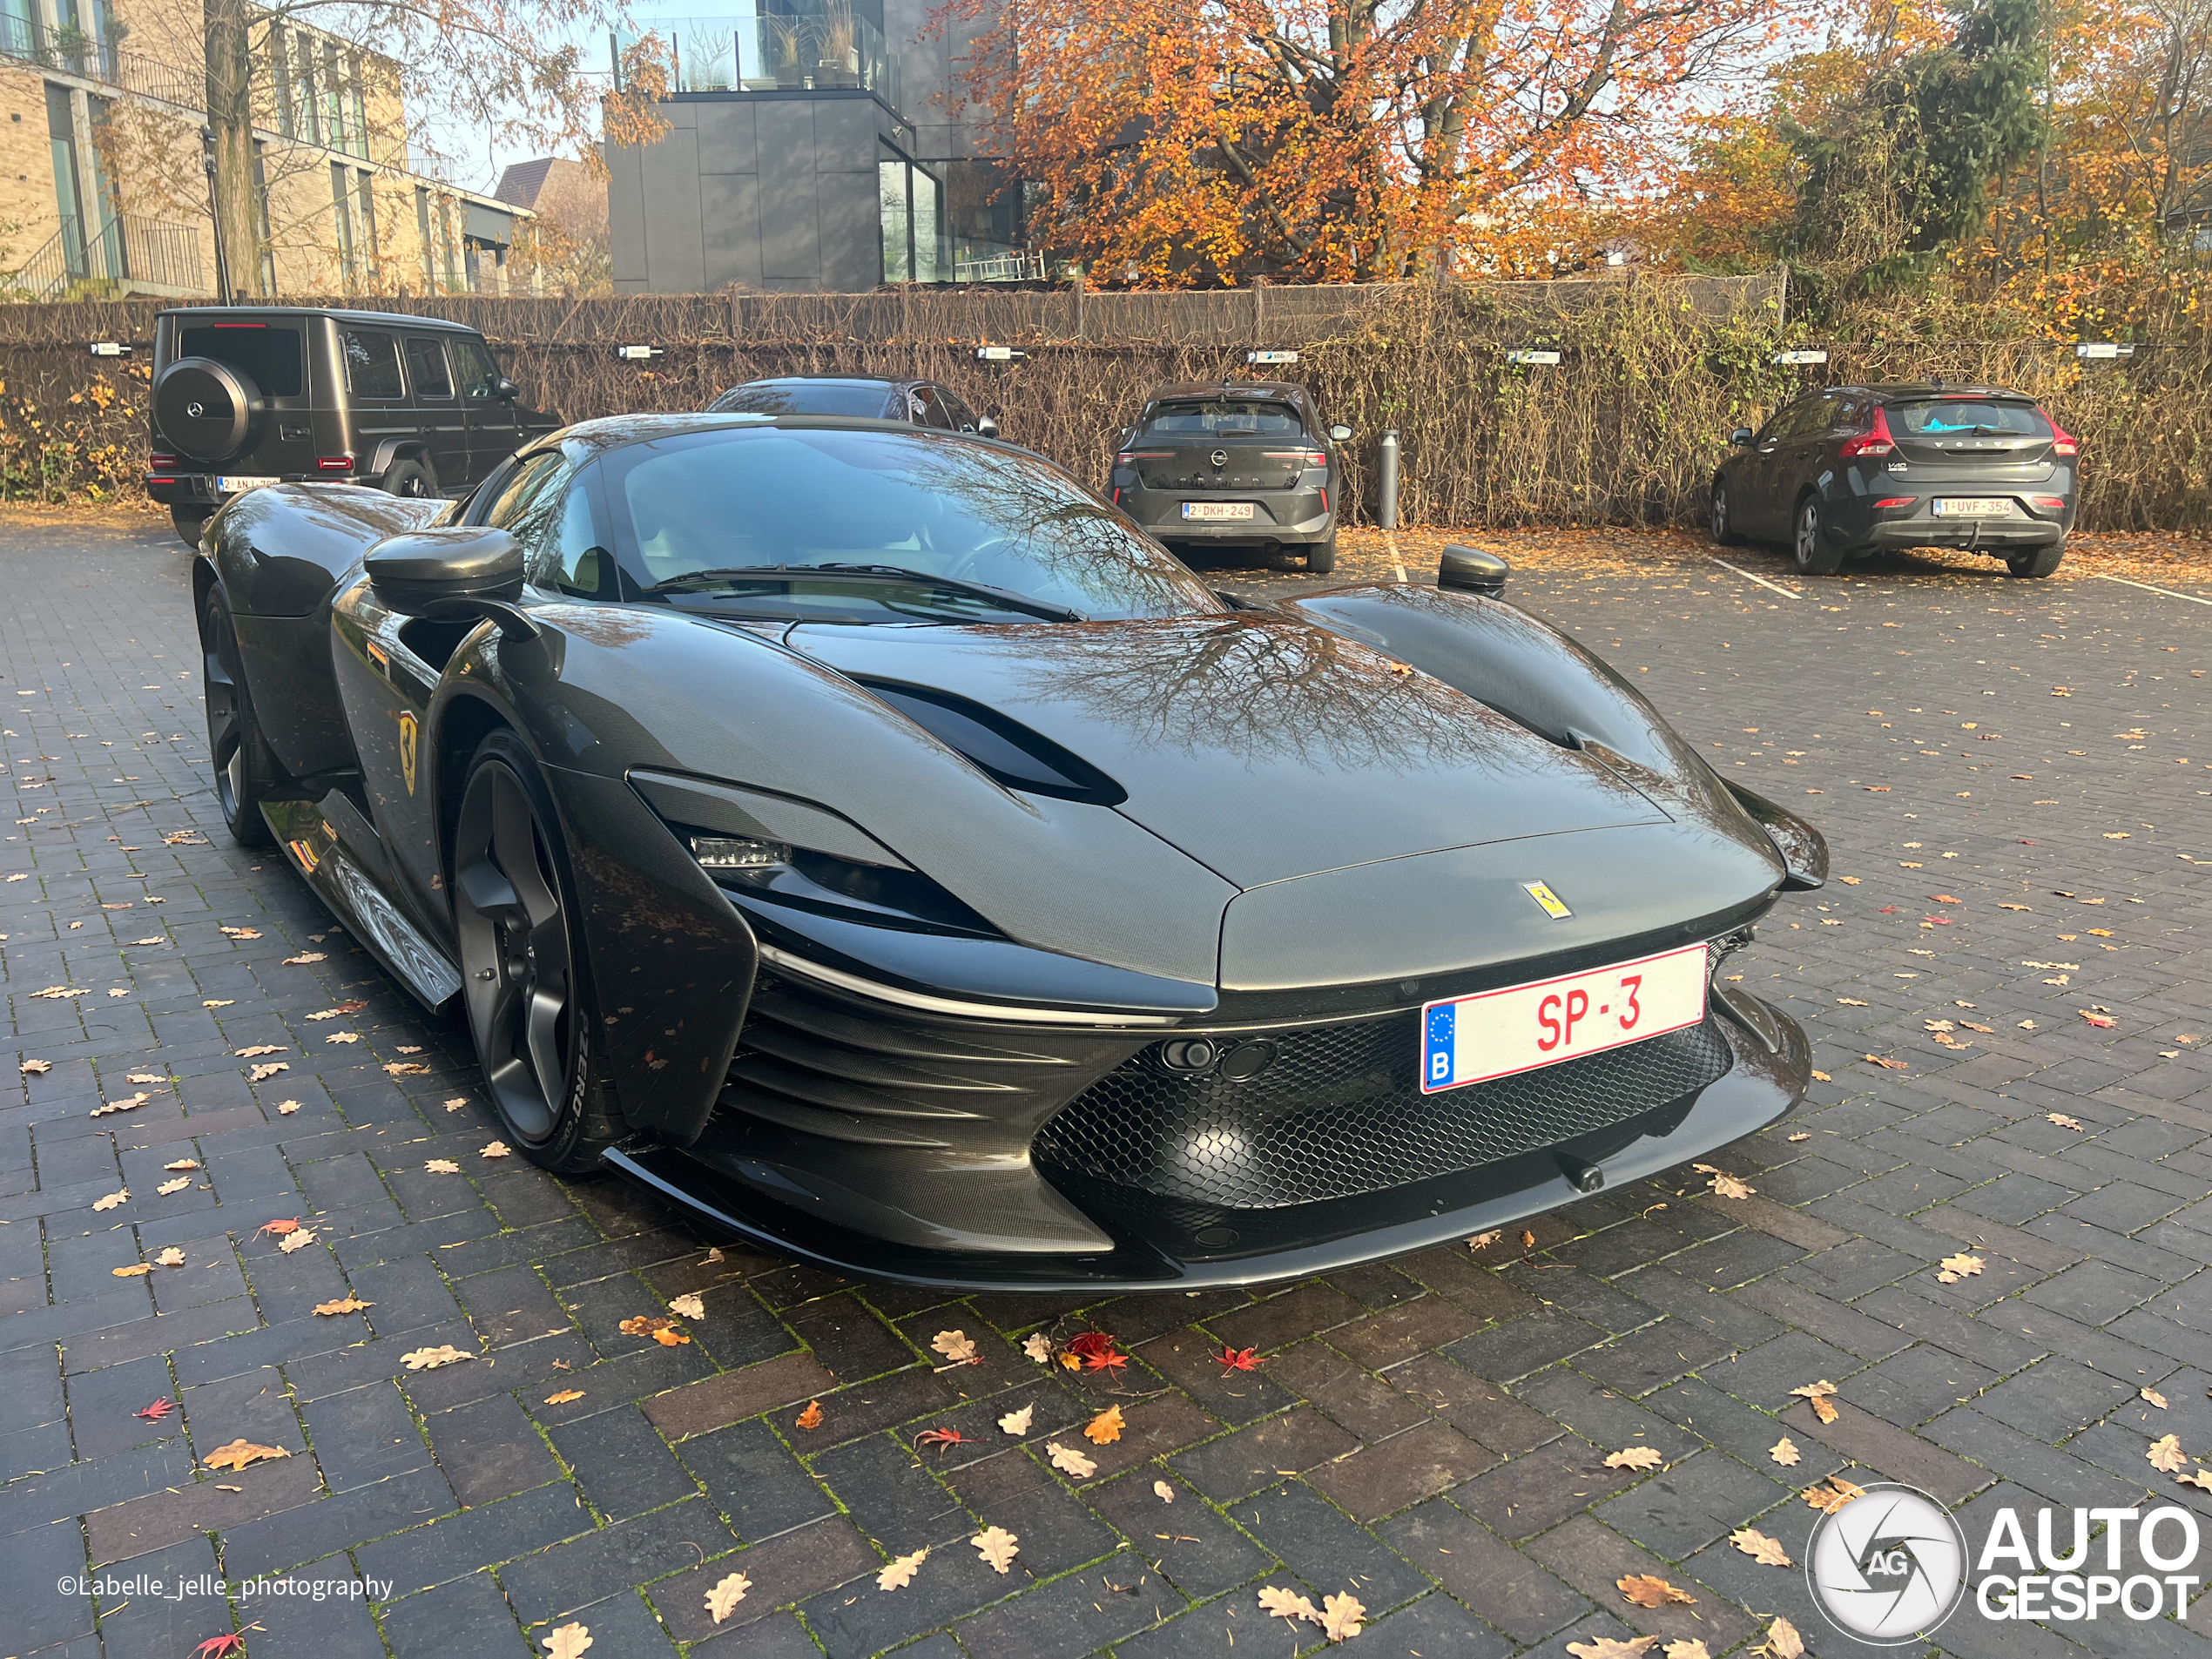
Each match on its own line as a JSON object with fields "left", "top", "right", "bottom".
{"left": 153, "top": 356, "right": 258, "bottom": 462}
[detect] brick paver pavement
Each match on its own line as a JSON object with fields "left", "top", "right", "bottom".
{"left": 3, "top": 513, "right": 2207, "bottom": 1657}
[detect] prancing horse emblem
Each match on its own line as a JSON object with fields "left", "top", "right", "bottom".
{"left": 397, "top": 711, "right": 420, "bottom": 795}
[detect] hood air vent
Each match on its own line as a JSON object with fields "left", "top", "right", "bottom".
{"left": 857, "top": 679, "right": 1127, "bottom": 806}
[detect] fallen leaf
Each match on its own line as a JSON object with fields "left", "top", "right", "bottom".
{"left": 314, "top": 1296, "right": 372, "bottom": 1316}
{"left": 90, "top": 1093, "right": 150, "bottom": 1116}
{"left": 479, "top": 1141, "right": 510, "bottom": 1157}
{"left": 401, "top": 1345, "right": 475, "bottom": 1370}
{"left": 931, "top": 1328, "right": 979, "bottom": 1366}
{"left": 193, "top": 1636, "right": 247, "bottom": 1659}
{"left": 18, "top": 1058, "right": 51, "bottom": 1075}
{"left": 1217, "top": 1345, "right": 1264, "bottom": 1373}
{"left": 257, "top": 1217, "right": 301, "bottom": 1235}
{"left": 1085, "top": 1403, "right": 1125, "bottom": 1445}
{"left": 134, "top": 1396, "right": 175, "bottom": 1420}
{"left": 1063, "top": 1331, "right": 1121, "bottom": 1366}
{"left": 2080, "top": 1010, "right": 2117, "bottom": 1028}
{"left": 424, "top": 1159, "right": 462, "bottom": 1174}
{"left": 1567, "top": 1638, "right": 1659, "bottom": 1659}
{"left": 203, "top": 1439, "right": 290, "bottom": 1472}
{"left": 1692, "top": 1163, "right": 1754, "bottom": 1199}
{"left": 1756, "top": 1615, "right": 1806, "bottom": 1659}
{"left": 915, "top": 1426, "right": 969, "bottom": 1453}
{"left": 1605, "top": 1446, "right": 1664, "bottom": 1472}
{"left": 652, "top": 1326, "right": 690, "bottom": 1346}
{"left": 398, "top": 1045, "right": 424, "bottom": 1055}
{"left": 204, "top": 999, "right": 233, "bottom": 1008}
{"left": 1811, "top": 1069, "right": 1831, "bottom": 1082}
{"left": 1864, "top": 1054, "right": 1908, "bottom": 1069}
{"left": 1155, "top": 1480, "right": 1176, "bottom": 1502}
{"left": 1259, "top": 1585, "right": 1321, "bottom": 1624}
{"left": 235, "top": 1044, "right": 287, "bottom": 1057}
{"left": 1804, "top": 1475, "right": 1865, "bottom": 1513}
{"left": 326, "top": 1032, "right": 359, "bottom": 1044}
{"left": 1835, "top": 997, "right": 1869, "bottom": 1006}
{"left": 1521, "top": 1229, "right": 1537, "bottom": 1247}
{"left": 444, "top": 1097, "right": 469, "bottom": 1112}
{"left": 1321, "top": 1590, "right": 1366, "bottom": 1642}
{"left": 542, "top": 1622, "right": 591, "bottom": 1659}
{"left": 705, "top": 1571, "right": 751, "bottom": 1622}
{"left": 1022, "top": 1332, "right": 1054, "bottom": 1364}
{"left": 307, "top": 1001, "right": 368, "bottom": 1020}
{"left": 795, "top": 1399, "right": 825, "bottom": 1430}
{"left": 878, "top": 1548, "right": 927, "bottom": 1590}
{"left": 619, "top": 1314, "right": 678, "bottom": 1338}
{"left": 153, "top": 1247, "right": 185, "bottom": 1266}
{"left": 278, "top": 1227, "right": 317, "bottom": 1254}
{"left": 2178, "top": 1469, "right": 2212, "bottom": 1492}
{"left": 2144, "top": 1386, "right": 2169, "bottom": 1409}
{"left": 1770, "top": 1435, "right": 1800, "bottom": 1466}
{"left": 283, "top": 952, "right": 327, "bottom": 965}
{"left": 1467, "top": 1230, "right": 1502, "bottom": 1251}
{"left": 217, "top": 925, "right": 260, "bottom": 939}
{"left": 157, "top": 1177, "right": 191, "bottom": 1195}
{"left": 112, "top": 1263, "right": 154, "bottom": 1277}
{"left": 1047, "top": 1440, "right": 1097, "bottom": 1477}
{"left": 1619, "top": 1573, "right": 1696, "bottom": 1608}
{"left": 998, "top": 1403, "right": 1035, "bottom": 1436}
{"left": 386, "top": 1062, "right": 431, "bottom": 1076}
{"left": 277, "top": 1101, "right": 302, "bottom": 1115}
{"left": 1665, "top": 1642, "right": 1713, "bottom": 1659}
{"left": 1787, "top": 1132, "right": 1811, "bottom": 1143}
{"left": 92, "top": 1189, "right": 128, "bottom": 1211}
{"left": 1730, "top": 1527, "right": 1792, "bottom": 1566}
{"left": 248, "top": 1063, "right": 287, "bottom": 1082}
{"left": 668, "top": 1292, "right": 705, "bottom": 1319}
{"left": 973, "top": 1525, "right": 1019, "bottom": 1574}
{"left": 1935, "top": 1253, "right": 1986, "bottom": 1285}
{"left": 165, "top": 1159, "right": 200, "bottom": 1171}
{"left": 2150, "top": 1433, "right": 2188, "bottom": 1473}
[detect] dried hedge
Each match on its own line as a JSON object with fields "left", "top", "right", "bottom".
{"left": 2, "top": 273, "right": 2204, "bottom": 529}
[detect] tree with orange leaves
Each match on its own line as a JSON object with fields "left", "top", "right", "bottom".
{"left": 930, "top": 0, "right": 1790, "bottom": 285}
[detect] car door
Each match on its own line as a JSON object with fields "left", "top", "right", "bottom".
{"left": 404, "top": 335, "right": 469, "bottom": 492}
{"left": 330, "top": 449, "right": 570, "bottom": 920}
{"left": 337, "top": 326, "right": 416, "bottom": 481}
{"left": 1772, "top": 394, "right": 1844, "bottom": 521}
{"left": 907, "top": 384, "right": 955, "bottom": 430}
{"left": 934, "top": 384, "right": 981, "bottom": 435}
{"left": 1742, "top": 398, "right": 1812, "bottom": 536}
{"left": 452, "top": 334, "right": 520, "bottom": 486}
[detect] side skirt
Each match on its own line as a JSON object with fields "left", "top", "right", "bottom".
{"left": 263, "top": 798, "right": 463, "bottom": 1012}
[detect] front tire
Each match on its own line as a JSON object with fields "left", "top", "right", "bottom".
{"left": 451, "top": 731, "right": 620, "bottom": 1175}
{"left": 2006, "top": 542, "right": 2066, "bottom": 577}
{"left": 199, "top": 586, "right": 280, "bottom": 847}
{"left": 1710, "top": 480, "right": 1743, "bottom": 547}
{"left": 1791, "top": 495, "right": 1845, "bottom": 576}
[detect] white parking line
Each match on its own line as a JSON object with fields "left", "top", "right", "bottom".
{"left": 1386, "top": 531, "right": 1406, "bottom": 584}
{"left": 2091, "top": 573, "right": 2212, "bottom": 607}
{"left": 1708, "top": 556, "right": 1804, "bottom": 601}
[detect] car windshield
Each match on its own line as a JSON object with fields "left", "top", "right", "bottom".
{"left": 709, "top": 381, "right": 894, "bottom": 417}
{"left": 599, "top": 427, "right": 1219, "bottom": 624}
{"left": 1143, "top": 399, "right": 1305, "bottom": 436}
{"left": 1892, "top": 400, "right": 2049, "bottom": 436}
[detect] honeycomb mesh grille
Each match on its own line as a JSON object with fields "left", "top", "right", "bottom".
{"left": 1033, "top": 1014, "right": 1733, "bottom": 1209}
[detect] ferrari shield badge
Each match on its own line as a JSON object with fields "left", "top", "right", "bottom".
{"left": 1521, "top": 880, "right": 1572, "bottom": 919}
{"left": 397, "top": 711, "right": 420, "bottom": 795}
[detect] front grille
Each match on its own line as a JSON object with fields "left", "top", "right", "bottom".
{"left": 1033, "top": 1013, "right": 1733, "bottom": 1209}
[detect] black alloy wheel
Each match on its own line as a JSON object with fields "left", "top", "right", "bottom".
{"left": 451, "top": 732, "right": 618, "bottom": 1172}
{"left": 1710, "top": 481, "right": 1742, "bottom": 547}
{"left": 1791, "top": 495, "right": 1844, "bottom": 576}
{"left": 384, "top": 457, "right": 437, "bottom": 498}
{"left": 200, "top": 586, "right": 277, "bottom": 846}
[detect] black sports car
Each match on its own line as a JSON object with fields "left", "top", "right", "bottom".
{"left": 197, "top": 413, "right": 1822, "bottom": 1290}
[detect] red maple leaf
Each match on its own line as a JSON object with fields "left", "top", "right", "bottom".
{"left": 1083, "top": 1349, "right": 1130, "bottom": 1372}
{"left": 254, "top": 1217, "right": 301, "bottom": 1237}
{"left": 194, "top": 1637, "right": 247, "bottom": 1658}
{"left": 1924, "top": 916, "right": 1953, "bottom": 926}
{"left": 133, "top": 1396, "right": 175, "bottom": 1421}
{"left": 1216, "top": 1345, "right": 1264, "bottom": 1373}
{"left": 1063, "top": 1331, "right": 1121, "bottom": 1363}
{"left": 1878, "top": 907, "right": 1900, "bottom": 914}
{"left": 914, "top": 1427, "right": 968, "bottom": 1453}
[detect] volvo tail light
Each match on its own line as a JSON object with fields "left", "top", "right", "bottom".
{"left": 1838, "top": 407, "right": 1897, "bottom": 459}
{"left": 2043, "top": 415, "right": 2077, "bottom": 456}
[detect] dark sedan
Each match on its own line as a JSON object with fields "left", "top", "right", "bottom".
{"left": 1710, "top": 382, "right": 2077, "bottom": 577}
{"left": 707, "top": 374, "right": 996, "bottom": 436}
{"left": 1108, "top": 381, "right": 1350, "bottom": 573}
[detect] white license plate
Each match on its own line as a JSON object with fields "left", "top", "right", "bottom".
{"left": 1420, "top": 942, "right": 1708, "bottom": 1094}
{"left": 1182, "top": 501, "right": 1255, "bottom": 521}
{"left": 1932, "top": 497, "right": 2013, "bottom": 516}
{"left": 217, "top": 475, "right": 280, "bottom": 494}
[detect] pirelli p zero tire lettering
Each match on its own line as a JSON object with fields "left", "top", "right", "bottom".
{"left": 451, "top": 729, "right": 621, "bottom": 1174}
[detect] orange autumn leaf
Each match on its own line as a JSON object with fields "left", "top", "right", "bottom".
{"left": 1084, "top": 1403, "right": 1125, "bottom": 1445}
{"left": 795, "top": 1399, "right": 825, "bottom": 1430}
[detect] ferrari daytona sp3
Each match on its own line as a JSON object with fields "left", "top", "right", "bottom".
{"left": 194, "top": 412, "right": 1823, "bottom": 1290}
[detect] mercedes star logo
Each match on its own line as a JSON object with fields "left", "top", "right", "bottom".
{"left": 1209, "top": 448, "right": 1228, "bottom": 468}
{"left": 185, "top": 401, "right": 205, "bottom": 418}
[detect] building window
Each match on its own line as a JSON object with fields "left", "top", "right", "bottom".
{"left": 355, "top": 171, "right": 378, "bottom": 273}
{"left": 321, "top": 40, "right": 347, "bottom": 154}
{"left": 253, "top": 142, "right": 277, "bottom": 294}
{"left": 293, "top": 34, "right": 320, "bottom": 145}
{"left": 415, "top": 185, "right": 434, "bottom": 289}
{"left": 270, "top": 24, "right": 293, "bottom": 138}
{"left": 45, "top": 82, "right": 85, "bottom": 281}
{"left": 347, "top": 52, "right": 368, "bottom": 158}
{"left": 332, "top": 161, "right": 355, "bottom": 287}
{"left": 877, "top": 143, "right": 946, "bottom": 284}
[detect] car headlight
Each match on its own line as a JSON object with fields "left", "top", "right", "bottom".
{"left": 690, "top": 834, "right": 792, "bottom": 871}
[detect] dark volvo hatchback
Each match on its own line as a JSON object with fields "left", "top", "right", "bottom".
{"left": 1710, "top": 381, "right": 2078, "bottom": 577}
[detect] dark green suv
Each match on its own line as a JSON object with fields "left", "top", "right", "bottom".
{"left": 146, "top": 307, "right": 557, "bottom": 546}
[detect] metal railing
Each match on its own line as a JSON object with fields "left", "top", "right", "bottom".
{"left": 0, "top": 212, "right": 206, "bottom": 301}
{"left": 0, "top": 12, "right": 203, "bottom": 106}
{"left": 620, "top": 3, "right": 900, "bottom": 109}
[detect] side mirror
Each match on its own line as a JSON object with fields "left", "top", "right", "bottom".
{"left": 975, "top": 416, "right": 1000, "bottom": 439}
{"left": 365, "top": 526, "right": 538, "bottom": 638}
{"left": 1329, "top": 423, "right": 1352, "bottom": 442}
{"left": 495, "top": 378, "right": 521, "bottom": 401}
{"left": 1438, "top": 544, "right": 1510, "bottom": 596}
{"left": 1729, "top": 427, "right": 1754, "bottom": 446}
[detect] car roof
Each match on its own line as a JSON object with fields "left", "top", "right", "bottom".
{"left": 158, "top": 306, "right": 481, "bottom": 334}
{"left": 1144, "top": 381, "right": 1305, "bottom": 401}
{"left": 738, "top": 375, "right": 911, "bottom": 390}
{"left": 542, "top": 411, "right": 986, "bottom": 458}
{"left": 1837, "top": 382, "right": 2033, "bottom": 401}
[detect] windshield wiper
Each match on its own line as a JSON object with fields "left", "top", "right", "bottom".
{"left": 649, "top": 563, "right": 1083, "bottom": 623}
